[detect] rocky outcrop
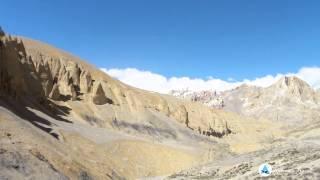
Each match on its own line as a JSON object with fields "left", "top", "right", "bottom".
{"left": 70, "top": 85, "right": 78, "bottom": 101}
{"left": 0, "top": 34, "right": 44, "bottom": 98}
{"left": 0, "top": 29, "right": 95, "bottom": 102}
{"left": 37, "top": 60, "right": 54, "bottom": 96}
{"left": 49, "top": 84, "right": 60, "bottom": 100}
{"left": 0, "top": 28, "right": 244, "bottom": 138}
{"left": 80, "top": 71, "right": 92, "bottom": 93}
{"left": 67, "top": 62, "right": 81, "bottom": 87}
{"left": 0, "top": 26, "right": 4, "bottom": 37}
{"left": 92, "top": 83, "right": 112, "bottom": 105}
{"left": 198, "top": 121, "right": 232, "bottom": 138}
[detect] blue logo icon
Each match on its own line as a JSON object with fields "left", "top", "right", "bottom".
{"left": 259, "top": 163, "right": 272, "bottom": 176}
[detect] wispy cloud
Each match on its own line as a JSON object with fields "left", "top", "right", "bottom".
{"left": 100, "top": 67, "right": 320, "bottom": 93}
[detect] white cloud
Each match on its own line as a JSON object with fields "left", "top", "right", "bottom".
{"left": 295, "top": 67, "right": 320, "bottom": 90}
{"left": 100, "top": 67, "right": 320, "bottom": 94}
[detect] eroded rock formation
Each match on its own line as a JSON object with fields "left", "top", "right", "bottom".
{"left": 49, "top": 84, "right": 60, "bottom": 100}
{"left": 0, "top": 35, "right": 44, "bottom": 98}
{"left": 0, "top": 32, "right": 113, "bottom": 106}
{"left": 92, "top": 83, "right": 112, "bottom": 105}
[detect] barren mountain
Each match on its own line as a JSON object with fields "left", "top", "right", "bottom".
{"left": 222, "top": 76, "right": 320, "bottom": 125}
{"left": 166, "top": 80, "right": 320, "bottom": 179}
{"left": 172, "top": 76, "right": 320, "bottom": 126}
{"left": 0, "top": 29, "right": 282, "bottom": 179}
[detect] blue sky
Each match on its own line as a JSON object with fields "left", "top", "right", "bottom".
{"left": 1, "top": 0, "right": 320, "bottom": 92}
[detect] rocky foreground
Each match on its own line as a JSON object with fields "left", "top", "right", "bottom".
{"left": 167, "top": 119, "right": 320, "bottom": 179}
{"left": 167, "top": 140, "right": 320, "bottom": 180}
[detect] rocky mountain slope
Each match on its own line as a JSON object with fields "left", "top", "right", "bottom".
{"left": 0, "top": 28, "right": 281, "bottom": 179}
{"left": 166, "top": 76, "right": 320, "bottom": 179}
{"left": 172, "top": 76, "right": 320, "bottom": 126}
{"left": 222, "top": 76, "right": 320, "bottom": 125}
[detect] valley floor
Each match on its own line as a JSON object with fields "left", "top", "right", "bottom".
{"left": 166, "top": 134, "right": 320, "bottom": 179}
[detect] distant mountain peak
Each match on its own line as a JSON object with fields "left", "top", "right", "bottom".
{"left": 265, "top": 76, "right": 317, "bottom": 104}
{"left": 272, "top": 76, "right": 311, "bottom": 90}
